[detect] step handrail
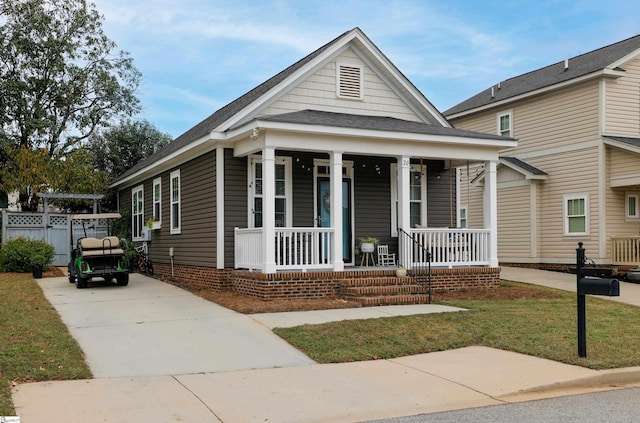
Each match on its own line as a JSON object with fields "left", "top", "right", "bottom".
{"left": 398, "top": 227, "right": 432, "bottom": 303}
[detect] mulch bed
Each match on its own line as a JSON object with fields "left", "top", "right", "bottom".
{"left": 41, "top": 267, "right": 560, "bottom": 314}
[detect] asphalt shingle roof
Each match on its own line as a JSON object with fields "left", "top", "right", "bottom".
{"left": 500, "top": 156, "right": 547, "bottom": 176}
{"left": 604, "top": 135, "right": 640, "bottom": 148}
{"left": 114, "top": 29, "right": 353, "bottom": 183}
{"left": 260, "top": 109, "right": 511, "bottom": 141}
{"left": 445, "top": 34, "right": 640, "bottom": 117}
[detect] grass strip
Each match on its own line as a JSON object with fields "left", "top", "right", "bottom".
{"left": 0, "top": 273, "right": 92, "bottom": 415}
{"left": 274, "top": 281, "right": 640, "bottom": 370}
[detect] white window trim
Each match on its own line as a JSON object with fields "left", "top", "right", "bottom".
{"left": 170, "top": 170, "right": 181, "bottom": 234}
{"left": 336, "top": 61, "right": 363, "bottom": 100}
{"left": 390, "top": 163, "right": 427, "bottom": 236}
{"left": 497, "top": 110, "right": 513, "bottom": 137}
{"left": 152, "top": 177, "right": 162, "bottom": 229}
{"left": 458, "top": 205, "right": 468, "bottom": 229}
{"left": 563, "top": 193, "right": 589, "bottom": 236}
{"left": 626, "top": 193, "right": 640, "bottom": 220}
{"left": 132, "top": 185, "right": 144, "bottom": 241}
{"left": 247, "top": 155, "right": 292, "bottom": 228}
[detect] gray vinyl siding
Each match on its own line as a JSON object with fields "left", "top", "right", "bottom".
{"left": 426, "top": 161, "right": 457, "bottom": 228}
{"left": 148, "top": 151, "right": 217, "bottom": 267}
{"left": 291, "top": 152, "right": 315, "bottom": 227}
{"left": 224, "top": 149, "right": 248, "bottom": 268}
{"left": 353, "top": 156, "right": 395, "bottom": 250}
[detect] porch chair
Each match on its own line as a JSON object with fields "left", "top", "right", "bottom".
{"left": 377, "top": 245, "right": 396, "bottom": 267}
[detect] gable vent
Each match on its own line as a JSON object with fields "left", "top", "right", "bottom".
{"left": 337, "top": 64, "right": 362, "bottom": 99}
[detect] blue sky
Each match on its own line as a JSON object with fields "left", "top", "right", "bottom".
{"left": 92, "top": 0, "right": 640, "bottom": 138}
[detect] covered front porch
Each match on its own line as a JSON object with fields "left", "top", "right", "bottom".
{"left": 226, "top": 111, "right": 513, "bottom": 275}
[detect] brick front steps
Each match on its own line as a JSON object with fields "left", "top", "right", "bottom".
{"left": 341, "top": 276, "right": 432, "bottom": 306}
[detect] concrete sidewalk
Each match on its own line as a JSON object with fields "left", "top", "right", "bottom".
{"left": 10, "top": 268, "right": 640, "bottom": 422}
{"left": 13, "top": 346, "right": 640, "bottom": 422}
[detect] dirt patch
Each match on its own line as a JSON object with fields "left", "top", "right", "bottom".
{"left": 42, "top": 266, "right": 66, "bottom": 278}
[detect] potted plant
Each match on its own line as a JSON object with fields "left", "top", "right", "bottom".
{"left": 396, "top": 266, "right": 407, "bottom": 277}
{"left": 357, "top": 237, "right": 379, "bottom": 255}
{"left": 31, "top": 254, "right": 47, "bottom": 279}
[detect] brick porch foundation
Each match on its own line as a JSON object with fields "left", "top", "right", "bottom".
{"left": 152, "top": 262, "right": 501, "bottom": 301}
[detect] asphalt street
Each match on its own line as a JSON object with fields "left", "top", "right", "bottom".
{"left": 368, "top": 386, "right": 640, "bottom": 423}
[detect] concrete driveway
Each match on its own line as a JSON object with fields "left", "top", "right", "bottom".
{"left": 37, "top": 274, "right": 314, "bottom": 377}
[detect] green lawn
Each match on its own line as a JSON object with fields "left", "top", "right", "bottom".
{"left": 274, "top": 281, "right": 640, "bottom": 370}
{"left": 0, "top": 273, "right": 91, "bottom": 416}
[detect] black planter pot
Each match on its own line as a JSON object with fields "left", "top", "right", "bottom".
{"left": 32, "top": 264, "right": 43, "bottom": 279}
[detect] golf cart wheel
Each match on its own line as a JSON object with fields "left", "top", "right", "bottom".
{"left": 67, "top": 263, "right": 74, "bottom": 283}
{"left": 75, "top": 266, "right": 88, "bottom": 289}
{"left": 116, "top": 273, "right": 129, "bottom": 286}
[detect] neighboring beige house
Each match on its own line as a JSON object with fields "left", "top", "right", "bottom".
{"left": 445, "top": 35, "right": 640, "bottom": 270}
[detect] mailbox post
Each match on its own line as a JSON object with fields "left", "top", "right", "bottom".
{"left": 575, "top": 242, "right": 620, "bottom": 357}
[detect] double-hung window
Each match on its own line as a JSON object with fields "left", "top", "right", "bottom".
{"left": 132, "top": 185, "right": 144, "bottom": 240}
{"left": 249, "top": 155, "right": 292, "bottom": 228}
{"left": 497, "top": 111, "right": 512, "bottom": 137}
{"left": 626, "top": 193, "right": 639, "bottom": 219}
{"left": 459, "top": 206, "right": 468, "bottom": 228}
{"left": 390, "top": 163, "right": 427, "bottom": 236}
{"left": 152, "top": 177, "right": 161, "bottom": 228}
{"left": 170, "top": 170, "right": 181, "bottom": 234}
{"left": 564, "top": 194, "right": 588, "bottom": 235}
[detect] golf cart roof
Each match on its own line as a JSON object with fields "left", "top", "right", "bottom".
{"left": 70, "top": 213, "right": 122, "bottom": 220}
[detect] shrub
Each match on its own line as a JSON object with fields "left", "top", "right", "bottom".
{"left": 0, "top": 237, "right": 55, "bottom": 272}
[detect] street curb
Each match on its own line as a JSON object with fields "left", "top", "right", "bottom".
{"left": 505, "top": 366, "right": 640, "bottom": 397}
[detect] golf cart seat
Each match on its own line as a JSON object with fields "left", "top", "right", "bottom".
{"left": 79, "top": 236, "right": 125, "bottom": 257}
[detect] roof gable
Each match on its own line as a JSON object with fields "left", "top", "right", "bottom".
{"left": 115, "top": 27, "right": 450, "bottom": 184}
{"left": 445, "top": 34, "right": 640, "bottom": 117}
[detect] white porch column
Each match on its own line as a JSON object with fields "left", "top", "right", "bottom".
{"left": 216, "top": 146, "right": 225, "bottom": 269}
{"left": 483, "top": 160, "right": 499, "bottom": 267}
{"left": 398, "top": 156, "right": 411, "bottom": 267}
{"left": 331, "top": 151, "right": 344, "bottom": 271}
{"left": 262, "top": 147, "right": 276, "bottom": 273}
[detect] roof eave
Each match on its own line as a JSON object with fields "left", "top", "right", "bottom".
{"left": 447, "top": 69, "right": 625, "bottom": 120}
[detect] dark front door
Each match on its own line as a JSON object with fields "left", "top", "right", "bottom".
{"left": 317, "top": 177, "right": 352, "bottom": 263}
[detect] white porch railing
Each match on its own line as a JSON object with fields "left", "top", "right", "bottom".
{"left": 611, "top": 236, "right": 640, "bottom": 265}
{"left": 400, "top": 228, "right": 491, "bottom": 268}
{"left": 235, "top": 227, "right": 335, "bottom": 271}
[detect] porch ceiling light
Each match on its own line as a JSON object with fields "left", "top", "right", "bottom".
{"left": 250, "top": 128, "right": 259, "bottom": 141}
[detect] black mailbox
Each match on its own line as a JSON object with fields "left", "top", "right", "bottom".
{"left": 578, "top": 277, "right": 620, "bottom": 296}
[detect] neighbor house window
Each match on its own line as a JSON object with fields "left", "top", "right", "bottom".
{"left": 627, "top": 193, "right": 639, "bottom": 219}
{"left": 564, "top": 194, "right": 588, "bottom": 235}
{"left": 170, "top": 170, "right": 181, "bottom": 234}
{"left": 248, "top": 155, "right": 292, "bottom": 228}
{"left": 152, "top": 177, "right": 161, "bottom": 228}
{"left": 459, "top": 206, "right": 468, "bottom": 228}
{"left": 390, "top": 163, "right": 427, "bottom": 236}
{"left": 132, "top": 185, "right": 144, "bottom": 240}
{"left": 497, "top": 111, "right": 512, "bottom": 137}
{"left": 336, "top": 62, "right": 363, "bottom": 100}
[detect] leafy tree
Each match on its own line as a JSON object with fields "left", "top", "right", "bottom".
{"left": 88, "top": 119, "right": 172, "bottom": 210}
{"left": 0, "top": 0, "right": 141, "bottom": 155}
{"left": 0, "top": 146, "right": 50, "bottom": 209}
{"left": 89, "top": 119, "right": 172, "bottom": 178}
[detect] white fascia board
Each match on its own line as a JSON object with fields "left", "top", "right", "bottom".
{"left": 447, "top": 69, "right": 623, "bottom": 120}
{"left": 603, "top": 137, "right": 640, "bottom": 155}
{"left": 241, "top": 128, "right": 503, "bottom": 162}
{"left": 252, "top": 119, "right": 515, "bottom": 148}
